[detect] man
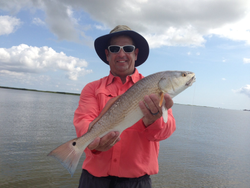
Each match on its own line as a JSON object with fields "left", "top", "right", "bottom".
{"left": 73, "top": 25, "right": 176, "bottom": 188}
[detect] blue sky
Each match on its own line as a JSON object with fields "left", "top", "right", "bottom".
{"left": 0, "top": 0, "right": 250, "bottom": 110}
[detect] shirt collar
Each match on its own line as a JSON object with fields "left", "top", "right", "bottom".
{"left": 107, "top": 68, "right": 141, "bottom": 86}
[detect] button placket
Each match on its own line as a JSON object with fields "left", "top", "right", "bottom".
{"left": 109, "top": 140, "right": 122, "bottom": 175}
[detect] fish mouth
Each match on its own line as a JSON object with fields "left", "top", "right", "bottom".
{"left": 186, "top": 75, "right": 196, "bottom": 86}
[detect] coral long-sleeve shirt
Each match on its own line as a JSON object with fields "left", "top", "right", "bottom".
{"left": 73, "top": 68, "right": 176, "bottom": 178}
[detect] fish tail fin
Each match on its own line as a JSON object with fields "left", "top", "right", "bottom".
{"left": 47, "top": 138, "right": 86, "bottom": 176}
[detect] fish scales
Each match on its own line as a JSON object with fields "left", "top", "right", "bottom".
{"left": 76, "top": 72, "right": 162, "bottom": 148}
{"left": 94, "top": 72, "right": 162, "bottom": 131}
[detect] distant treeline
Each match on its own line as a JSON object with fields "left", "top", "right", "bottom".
{"left": 0, "top": 86, "right": 80, "bottom": 96}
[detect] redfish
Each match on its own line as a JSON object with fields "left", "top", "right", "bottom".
{"left": 48, "top": 71, "right": 195, "bottom": 176}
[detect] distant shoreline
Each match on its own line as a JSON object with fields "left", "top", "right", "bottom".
{"left": 1, "top": 86, "right": 248, "bottom": 111}
{"left": 0, "top": 86, "right": 80, "bottom": 96}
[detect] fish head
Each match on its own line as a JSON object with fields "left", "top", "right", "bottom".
{"left": 158, "top": 71, "right": 195, "bottom": 98}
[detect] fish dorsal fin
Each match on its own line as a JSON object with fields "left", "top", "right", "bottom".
{"left": 88, "top": 96, "right": 121, "bottom": 131}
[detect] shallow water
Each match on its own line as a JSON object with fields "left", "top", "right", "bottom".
{"left": 0, "top": 88, "right": 249, "bottom": 188}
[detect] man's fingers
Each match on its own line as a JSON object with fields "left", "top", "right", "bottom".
{"left": 164, "top": 93, "right": 173, "bottom": 109}
{"left": 139, "top": 101, "right": 151, "bottom": 116}
{"left": 87, "top": 131, "right": 120, "bottom": 151}
{"left": 139, "top": 93, "right": 174, "bottom": 127}
{"left": 99, "top": 131, "right": 120, "bottom": 147}
{"left": 143, "top": 95, "right": 161, "bottom": 115}
{"left": 88, "top": 137, "right": 100, "bottom": 150}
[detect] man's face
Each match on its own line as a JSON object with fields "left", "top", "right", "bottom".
{"left": 105, "top": 36, "right": 139, "bottom": 78}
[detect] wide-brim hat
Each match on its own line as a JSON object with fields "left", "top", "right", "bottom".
{"left": 94, "top": 25, "right": 149, "bottom": 67}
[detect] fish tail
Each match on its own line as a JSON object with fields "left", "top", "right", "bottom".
{"left": 47, "top": 138, "right": 86, "bottom": 176}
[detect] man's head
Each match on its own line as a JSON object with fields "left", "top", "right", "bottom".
{"left": 104, "top": 34, "right": 138, "bottom": 77}
{"left": 94, "top": 25, "right": 149, "bottom": 68}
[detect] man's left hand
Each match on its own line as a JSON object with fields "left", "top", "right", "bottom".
{"left": 139, "top": 93, "right": 173, "bottom": 127}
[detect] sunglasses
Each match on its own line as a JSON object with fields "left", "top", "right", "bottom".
{"left": 108, "top": 45, "right": 135, "bottom": 53}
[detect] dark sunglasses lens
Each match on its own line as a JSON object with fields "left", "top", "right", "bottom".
{"left": 109, "top": 46, "right": 120, "bottom": 53}
{"left": 123, "top": 46, "right": 135, "bottom": 52}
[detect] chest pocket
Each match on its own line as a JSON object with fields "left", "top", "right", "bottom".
{"left": 95, "top": 89, "right": 118, "bottom": 112}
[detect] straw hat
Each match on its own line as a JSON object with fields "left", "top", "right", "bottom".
{"left": 94, "top": 25, "right": 149, "bottom": 67}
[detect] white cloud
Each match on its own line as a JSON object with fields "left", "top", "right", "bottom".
{"left": 1, "top": 0, "right": 92, "bottom": 44}
{"left": 209, "top": 9, "right": 250, "bottom": 45}
{"left": 42, "top": 1, "right": 80, "bottom": 42}
{"left": 222, "top": 78, "right": 226, "bottom": 81}
{"left": 32, "top": 17, "right": 45, "bottom": 26}
{"left": 67, "top": 0, "right": 250, "bottom": 47}
{"left": 233, "top": 85, "right": 250, "bottom": 98}
{"left": 0, "top": 0, "right": 32, "bottom": 13}
{"left": 0, "top": 15, "right": 21, "bottom": 35}
{"left": 94, "top": 24, "right": 108, "bottom": 31}
{"left": 0, "top": 70, "right": 25, "bottom": 77}
{"left": 0, "top": 44, "right": 92, "bottom": 80}
{"left": 243, "top": 58, "right": 250, "bottom": 64}
{"left": 143, "top": 25, "right": 206, "bottom": 48}
{"left": 1, "top": 0, "right": 250, "bottom": 47}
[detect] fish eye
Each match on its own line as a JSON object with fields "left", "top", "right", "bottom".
{"left": 182, "top": 73, "right": 187, "bottom": 77}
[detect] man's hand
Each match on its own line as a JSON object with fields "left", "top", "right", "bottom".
{"left": 139, "top": 93, "right": 173, "bottom": 127}
{"left": 87, "top": 131, "right": 120, "bottom": 151}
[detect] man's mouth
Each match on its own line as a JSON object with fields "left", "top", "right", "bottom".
{"left": 116, "top": 60, "right": 128, "bottom": 64}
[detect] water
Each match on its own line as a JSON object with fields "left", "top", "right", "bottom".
{"left": 0, "top": 88, "right": 249, "bottom": 188}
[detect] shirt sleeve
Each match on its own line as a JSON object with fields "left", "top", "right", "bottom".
{"left": 73, "top": 82, "right": 100, "bottom": 138}
{"left": 139, "top": 108, "right": 176, "bottom": 141}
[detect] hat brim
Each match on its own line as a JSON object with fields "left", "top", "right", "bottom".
{"left": 94, "top": 30, "right": 149, "bottom": 67}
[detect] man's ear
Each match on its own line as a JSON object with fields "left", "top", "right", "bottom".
{"left": 134, "top": 48, "right": 139, "bottom": 61}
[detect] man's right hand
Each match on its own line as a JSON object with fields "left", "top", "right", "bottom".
{"left": 87, "top": 131, "right": 120, "bottom": 151}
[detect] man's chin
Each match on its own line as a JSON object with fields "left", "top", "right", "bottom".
{"left": 115, "top": 64, "right": 129, "bottom": 71}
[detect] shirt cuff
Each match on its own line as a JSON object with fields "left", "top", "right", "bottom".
{"left": 143, "top": 118, "right": 163, "bottom": 130}
{"left": 91, "top": 149, "right": 102, "bottom": 155}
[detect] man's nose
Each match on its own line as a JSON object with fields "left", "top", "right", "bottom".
{"left": 117, "top": 48, "right": 126, "bottom": 56}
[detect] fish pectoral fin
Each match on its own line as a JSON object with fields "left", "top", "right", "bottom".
{"left": 159, "top": 92, "right": 164, "bottom": 107}
{"left": 162, "top": 105, "right": 168, "bottom": 123}
{"left": 159, "top": 92, "right": 168, "bottom": 123}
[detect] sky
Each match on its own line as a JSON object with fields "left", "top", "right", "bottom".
{"left": 0, "top": 0, "right": 250, "bottom": 110}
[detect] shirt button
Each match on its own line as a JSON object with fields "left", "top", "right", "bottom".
{"left": 113, "top": 159, "right": 117, "bottom": 162}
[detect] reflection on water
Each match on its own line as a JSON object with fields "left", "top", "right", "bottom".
{"left": 0, "top": 89, "right": 82, "bottom": 188}
{"left": 154, "top": 105, "right": 250, "bottom": 188}
{"left": 0, "top": 88, "right": 250, "bottom": 188}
